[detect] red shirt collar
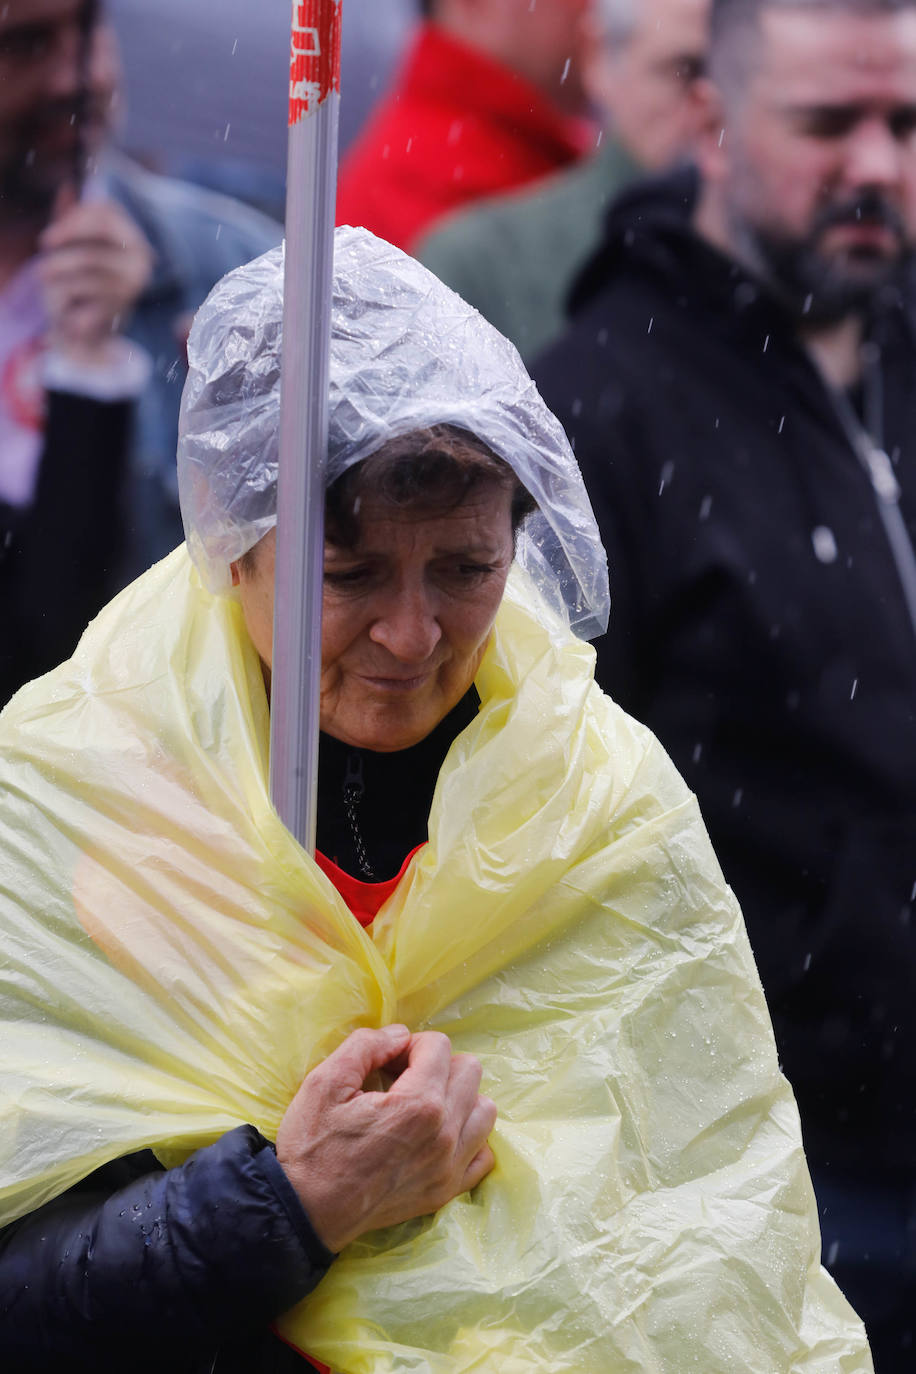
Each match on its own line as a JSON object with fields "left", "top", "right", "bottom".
{"left": 315, "top": 845, "right": 424, "bottom": 926}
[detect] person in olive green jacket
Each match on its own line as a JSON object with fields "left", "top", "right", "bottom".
{"left": 418, "top": 0, "right": 709, "bottom": 360}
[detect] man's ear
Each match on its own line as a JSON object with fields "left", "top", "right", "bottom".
{"left": 690, "top": 76, "right": 731, "bottom": 185}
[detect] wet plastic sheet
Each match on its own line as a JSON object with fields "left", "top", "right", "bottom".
{"left": 178, "top": 230, "right": 610, "bottom": 640}
{"left": 0, "top": 550, "right": 871, "bottom": 1372}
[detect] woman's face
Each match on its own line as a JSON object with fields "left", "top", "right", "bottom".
{"left": 233, "top": 482, "right": 514, "bottom": 752}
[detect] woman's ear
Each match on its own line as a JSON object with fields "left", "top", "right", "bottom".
{"left": 229, "top": 561, "right": 242, "bottom": 588}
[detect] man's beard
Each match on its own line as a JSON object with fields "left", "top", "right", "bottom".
{"left": 731, "top": 190, "right": 913, "bottom": 325}
{"left": 0, "top": 156, "right": 64, "bottom": 220}
{"left": 0, "top": 101, "right": 95, "bottom": 221}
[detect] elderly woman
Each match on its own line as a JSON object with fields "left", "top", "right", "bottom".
{"left": 0, "top": 231, "right": 870, "bottom": 1373}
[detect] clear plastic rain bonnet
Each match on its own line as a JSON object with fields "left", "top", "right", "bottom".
{"left": 178, "top": 227, "right": 609, "bottom": 640}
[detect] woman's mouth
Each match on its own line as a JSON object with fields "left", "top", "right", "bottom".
{"left": 359, "top": 672, "right": 433, "bottom": 693}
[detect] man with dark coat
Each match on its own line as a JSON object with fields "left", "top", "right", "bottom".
{"left": 533, "top": 0, "right": 916, "bottom": 1367}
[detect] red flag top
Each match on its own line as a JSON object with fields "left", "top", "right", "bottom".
{"left": 289, "top": 0, "right": 342, "bottom": 126}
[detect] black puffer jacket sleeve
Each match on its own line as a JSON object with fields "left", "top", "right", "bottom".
{"left": 0, "top": 1124, "right": 335, "bottom": 1373}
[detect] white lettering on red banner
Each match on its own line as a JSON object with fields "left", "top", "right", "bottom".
{"left": 289, "top": 0, "right": 341, "bottom": 124}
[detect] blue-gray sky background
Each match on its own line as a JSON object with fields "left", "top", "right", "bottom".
{"left": 107, "top": 0, "right": 415, "bottom": 213}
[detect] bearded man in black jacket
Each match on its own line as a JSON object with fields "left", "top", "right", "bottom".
{"left": 533, "top": 0, "right": 916, "bottom": 1367}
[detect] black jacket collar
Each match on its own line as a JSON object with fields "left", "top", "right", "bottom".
{"left": 567, "top": 163, "right": 915, "bottom": 358}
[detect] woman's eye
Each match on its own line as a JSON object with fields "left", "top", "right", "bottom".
{"left": 324, "top": 566, "right": 371, "bottom": 587}
{"left": 452, "top": 562, "right": 497, "bottom": 581}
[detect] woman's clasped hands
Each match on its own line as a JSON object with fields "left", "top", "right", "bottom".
{"left": 276, "top": 1026, "right": 497, "bottom": 1254}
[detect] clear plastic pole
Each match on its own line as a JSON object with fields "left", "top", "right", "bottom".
{"left": 269, "top": 0, "right": 342, "bottom": 852}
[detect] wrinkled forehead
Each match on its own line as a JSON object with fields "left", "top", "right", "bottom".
{"left": 753, "top": 9, "right": 916, "bottom": 106}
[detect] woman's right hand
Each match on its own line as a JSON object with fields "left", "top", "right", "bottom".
{"left": 275, "top": 1026, "right": 497, "bottom": 1254}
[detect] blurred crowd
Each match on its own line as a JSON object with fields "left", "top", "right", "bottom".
{"left": 1, "top": 0, "right": 915, "bottom": 1370}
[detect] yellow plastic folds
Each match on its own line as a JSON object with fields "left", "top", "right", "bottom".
{"left": 0, "top": 548, "right": 871, "bottom": 1372}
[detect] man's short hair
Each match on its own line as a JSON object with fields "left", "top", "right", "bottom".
{"left": 710, "top": 0, "right": 916, "bottom": 94}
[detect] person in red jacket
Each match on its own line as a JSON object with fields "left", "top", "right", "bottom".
{"left": 335, "top": 0, "right": 595, "bottom": 252}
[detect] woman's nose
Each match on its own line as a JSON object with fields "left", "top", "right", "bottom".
{"left": 368, "top": 589, "right": 443, "bottom": 662}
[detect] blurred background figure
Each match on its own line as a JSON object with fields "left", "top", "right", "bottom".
{"left": 106, "top": 0, "right": 416, "bottom": 219}
{"left": 335, "top": 0, "right": 597, "bottom": 253}
{"left": 0, "top": 0, "right": 280, "bottom": 708}
{"left": 420, "top": 0, "right": 710, "bottom": 358}
{"left": 534, "top": 0, "right": 916, "bottom": 1365}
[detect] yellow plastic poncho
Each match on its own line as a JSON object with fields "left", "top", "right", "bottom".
{"left": 0, "top": 548, "right": 871, "bottom": 1373}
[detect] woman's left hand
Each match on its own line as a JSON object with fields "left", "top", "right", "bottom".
{"left": 276, "top": 1025, "right": 498, "bottom": 1253}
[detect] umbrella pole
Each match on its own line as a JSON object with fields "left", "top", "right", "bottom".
{"left": 269, "top": 0, "right": 342, "bottom": 852}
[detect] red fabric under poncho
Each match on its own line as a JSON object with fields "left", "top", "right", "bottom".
{"left": 294, "top": 846, "right": 424, "bottom": 1372}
